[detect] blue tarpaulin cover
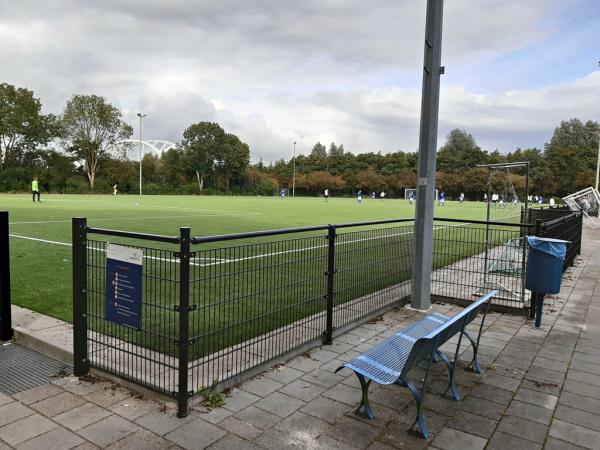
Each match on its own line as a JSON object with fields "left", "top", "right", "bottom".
{"left": 527, "top": 237, "right": 568, "bottom": 260}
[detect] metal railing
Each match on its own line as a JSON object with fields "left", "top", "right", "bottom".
{"left": 0, "top": 211, "right": 12, "bottom": 341}
{"left": 534, "top": 212, "right": 583, "bottom": 271}
{"left": 73, "top": 214, "right": 581, "bottom": 417}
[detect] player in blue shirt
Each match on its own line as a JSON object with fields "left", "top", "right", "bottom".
{"left": 438, "top": 191, "right": 445, "bottom": 206}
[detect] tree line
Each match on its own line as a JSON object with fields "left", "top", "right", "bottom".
{"left": 1, "top": 82, "right": 599, "bottom": 198}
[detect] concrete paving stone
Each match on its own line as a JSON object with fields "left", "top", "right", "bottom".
{"left": 486, "top": 431, "right": 541, "bottom": 450}
{"left": 300, "top": 397, "right": 350, "bottom": 423}
{"left": 368, "top": 385, "right": 412, "bottom": 411}
{"left": 278, "top": 379, "right": 327, "bottom": 402}
{"left": 313, "top": 433, "right": 362, "bottom": 449}
{"left": 0, "top": 395, "right": 11, "bottom": 408}
{"left": 459, "top": 397, "right": 506, "bottom": 421}
{"left": 106, "top": 429, "right": 171, "bottom": 449}
{"left": 254, "top": 427, "right": 319, "bottom": 449}
{"left": 78, "top": 415, "right": 139, "bottom": 447}
{"left": 497, "top": 415, "right": 547, "bottom": 444}
{"left": 514, "top": 387, "right": 558, "bottom": 409}
{"left": 483, "top": 331, "right": 514, "bottom": 342}
{"left": 324, "top": 416, "right": 380, "bottom": 449}
{"left": 567, "top": 368, "right": 600, "bottom": 388}
{"left": 481, "top": 373, "right": 521, "bottom": 392}
{"left": 301, "top": 368, "right": 345, "bottom": 389}
{"left": 60, "top": 378, "right": 108, "bottom": 396}
{"left": 12, "top": 384, "right": 64, "bottom": 405}
{"left": 219, "top": 416, "right": 263, "bottom": 440}
{"left": 135, "top": 411, "right": 194, "bottom": 436}
{"left": 431, "top": 427, "right": 487, "bottom": 450}
{"left": 532, "top": 356, "right": 569, "bottom": 373}
{"left": 326, "top": 341, "right": 355, "bottom": 355}
{"left": 573, "top": 361, "right": 600, "bottom": 376}
{"left": 30, "top": 392, "right": 87, "bottom": 418}
{"left": 319, "top": 359, "right": 347, "bottom": 373}
{"left": 53, "top": 402, "right": 112, "bottom": 431}
{"left": 525, "top": 365, "right": 566, "bottom": 385}
{"left": 254, "top": 392, "right": 305, "bottom": 418}
{"left": 554, "top": 404, "right": 600, "bottom": 433}
{"left": 286, "top": 356, "right": 323, "bottom": 373}
{"left": 0, "top": 414, "right": 58, "bottom": 447}
{"left": 108, "top": 397, "right": 160, "bottom": 420}
{"left": 164, "top": 418, "right": 226, "bottom": 449}
{"left": 309, "top": 348, "right": 340, "bottom": 363}
{"left": 549, "top": 418, "right": 600, "bottom": 450}
{"left": 233, "top": 405, "right": 280, "bottom": 430}
{"left": 274, "top": 411, "right": 329, "bottom": 439}
{"left": 0, "top": 440, "right": 8, "bottom": 450}
{"left": 0, "top": 402, "right": 34, "bottom": 427}
{"left": 505, "top": 400, "right": 553, "bottom": 425}
{"left": 494, "top": 355, "right": 532, "bottom": 371}
{"left": 322, "top": 382, "right": 362, "bottom": 406}
{"left": 222, "top": 389, "right": 260, "bottom": 413}
{"left": 365, "top": 441, "right": 396, "bottom": 450}
{"left": 192, "top": 405, "right": 234, "bottom": 424}
{"left": 263, "top": 365, "right": 304, "bottom": 384}
{"left": 576, "top": 344, "right": 600, "bottom": 357}
{"left": 469, "top": 384, "right": 514, "bottom": 406}
{"left": 82, "top": 387, "right": 132, "bottom": 408}
{"left": 560, "top": 391, "right": 600, "bottom": 415}
{"left": 544, "top": 437, "right": 588, "bottom": 450}
{"left": 240, "top": 376, "right": 284, "bottom": 397}
{"left": 206, "top": 434, "right": 262, "bottom": 450}
{"left": 15, "top": 426, "right": 84, "bottom": 450}
{"left": 519, "top": 379, "right": 561, "bottom": 396}
{"left": 446, "top": 411, "right": 497, "bottom": 439}
{"left": 375, "top": 420, "right": 431, "bottom": 450}
{"left": 563, "top": 379, "right": 600, "bottom": 400}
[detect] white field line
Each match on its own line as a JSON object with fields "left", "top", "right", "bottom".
{"left": 8, "top": 234, "right": 228, "bottom": 264}
{"left": 0, "top": 196, "right": 262, "bottom": 216}
{"left": 10, "top": 215, "right": 196, "bottom": 225}
{"left": 10, "top": 221, "right": 469, "bottom": 268}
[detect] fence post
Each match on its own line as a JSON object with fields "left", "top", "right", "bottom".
{"left": 0, "top": 211, "right": 12, "bottom": 341}
{"left": 177, "top": 227, "right": 191, "bottom": 418}
{"left": 72, "top": 217, "right": 89, "bottom": 376}
{"left": 324, "top": 225, "right": 336, "bottom": 345}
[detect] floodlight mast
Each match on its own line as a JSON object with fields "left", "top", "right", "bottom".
{"left": 137, "top": 113, "right": 147, "bottom": 196}
{"left": 411, "top": 0, "right": 444, "bottom": 311}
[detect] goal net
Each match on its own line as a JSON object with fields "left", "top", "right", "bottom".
{"left": 404, "top": 188, "right": 439, "bottom": 202}
{"left": 563, "top": 187, "right": 600, "bottom": 229}
{"left": 488, "top": 167, "right": 527, "bottom": 223}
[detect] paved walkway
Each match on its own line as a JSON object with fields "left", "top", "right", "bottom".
{"left": 1, "top": 229, "right": 599, "bottom": 449}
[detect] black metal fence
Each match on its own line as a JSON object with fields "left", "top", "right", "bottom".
{"left": 523, "top": 205, "right": 574, "bottom": 225}
{"left": 73, "top": 214, "right": 580, "bottom": 417}
{"left": 0, "top": 211, "right": 12, "bottom": 342}
{"left": 534, "top": 212, "right": 583, "bottom": 272}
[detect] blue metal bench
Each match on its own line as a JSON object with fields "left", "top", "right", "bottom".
{"left": 335, "top": 290, "right": 496, "bottom": 439}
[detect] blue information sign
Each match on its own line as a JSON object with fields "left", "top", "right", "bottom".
{"left": 105, "top": 244, "right": 143, "bottom": 330}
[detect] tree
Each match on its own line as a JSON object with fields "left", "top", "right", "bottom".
{"left": 0, "top": 83, "right": 58, "bottom": 169}
{"left": 215, "top": 133, "right": 250, "bottom": 190}
{"left": 181, "top": 122, "right": 225, "bottom": 191}
{"left": 356, "top": 167, "right": 386, "bottom": 192}
{"left": 437, "top": 129, "right": 487, "bottom": 173}
{"left": 544, "top": 119, "right": 600, "bottom": 195}
{"left": 61, "top": 94, "right": 132, "bottom": 189}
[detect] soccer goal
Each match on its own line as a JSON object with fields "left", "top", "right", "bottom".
{"left": 404, "top": 188, "right": 439, "bottom": 202}
{"left": 273, "top": 188, "right": 290, "bottom": 198}
{"left": 563, "top": 187, "right": 600, "bottom": 229}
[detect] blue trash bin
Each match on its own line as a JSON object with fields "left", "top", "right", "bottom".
{"left": 525, "top": 237, "right": 568, "bottom": 294}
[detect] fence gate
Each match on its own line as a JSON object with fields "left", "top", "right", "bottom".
{"left": 0, "top": 211, "right": 12, "bottom": 341}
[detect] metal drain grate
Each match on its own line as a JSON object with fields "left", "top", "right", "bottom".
{"left": 0, "top": 343, "right": 72, "bottom": 395}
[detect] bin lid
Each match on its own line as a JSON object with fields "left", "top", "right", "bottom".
{"left": 527, "top": 237, "right": 569, "bottom": 259}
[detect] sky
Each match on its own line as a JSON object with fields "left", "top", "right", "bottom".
{"left": 1, "top": 0, "right": 599, "bottom": 163}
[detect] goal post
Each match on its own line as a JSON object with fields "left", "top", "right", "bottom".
{"left": 563, "top": 186, "right": 600, "bottom": 228}
{"left": 404, "top": 188, "right": 439, "bottom": 202}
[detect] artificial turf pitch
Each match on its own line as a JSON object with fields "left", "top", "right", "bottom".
{"left": 1, "top": 193, "right": 488, "bottom": 329}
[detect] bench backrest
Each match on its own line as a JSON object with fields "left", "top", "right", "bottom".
{"left": 401, "top": 290, "right": 497, "bottom": 377}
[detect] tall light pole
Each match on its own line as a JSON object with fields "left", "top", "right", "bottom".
{"left": 137, "top": 113, "right": 146, "bottom": 196}
{"left": 293, "top": 141, "right": 297, "bottom": 198}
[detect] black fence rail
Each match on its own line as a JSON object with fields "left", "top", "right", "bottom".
{"left": 523, "top": 206, "right": 574, "bottom": 225}
{"left": 0, "top": 211, "right": 12, "bottom": 341}
{"left": 72, "top": 214, "right": 579, "bottom": 417}
{"left": 534, "top": 212, "right": 583, "bottom": 271}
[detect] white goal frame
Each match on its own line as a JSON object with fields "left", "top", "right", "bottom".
{"left": 404, "top": 188, "right": 439, "bottom": 202}
{"left": 563, "top": 187, "right": 600, "bottom": 229}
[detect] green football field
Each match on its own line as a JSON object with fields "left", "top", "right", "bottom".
{"left": 1, "top": 194, "right": 491, "bottom": 351}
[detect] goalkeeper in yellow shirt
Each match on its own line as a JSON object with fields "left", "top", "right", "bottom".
{"left": 32, "top": 177, "right": 41, "bottom": 203}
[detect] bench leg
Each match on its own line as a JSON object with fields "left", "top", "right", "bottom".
{"left": 398, "top": 378, "right": 429, "bottom": 439}
{"left": 463, "top": 330, "right": 483, "bottom": 374}
{"left": 354, "top": 373, "right": 374, "bottom": 419}
{"left": 434, "top": 350, "right": 461, "bottom": 401}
